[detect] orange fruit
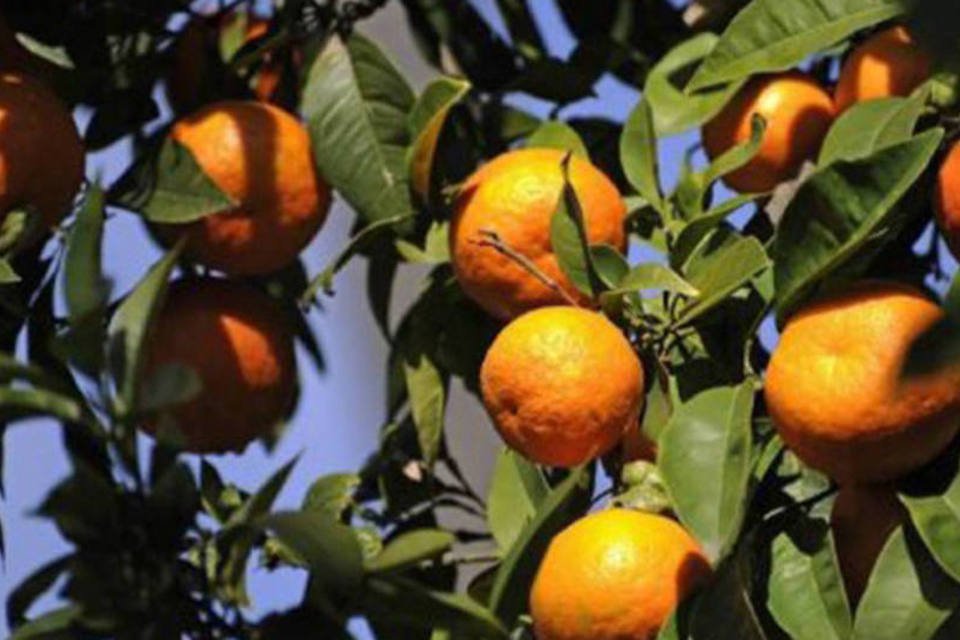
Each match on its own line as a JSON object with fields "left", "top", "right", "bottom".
{"left": 702, "top": 72, "right": 836, "bottom": 193}
{"left": 0, "top": 72, "right": 83, "bottom": 231}
{"left": 142, "top": 277, "right": 297, "bottom": 453}
{"left": 835, "top": 26, "right": 932, "bottom": 114}
{"left": 831, "top": 485, "right": 904, "bottom": 605}
{"left": 531, "top": 508, "right": 711, "bottom": 640}
{"left": 935, "top": 139, "right": 960, "bottom": 259}
{"left": 159, "top": 100, "right": 329, "bottom": 275}
{"left": 480, "top": 306, "right": 643, "bottom": 467}
{"left": 450, "top": 148, "right": 627, "bottom": 321}
{"left": 765, "top": 281, "right": 960, "bottom": 485}
{"left": 167, "top": 12, "right": 296, "bottom": 114}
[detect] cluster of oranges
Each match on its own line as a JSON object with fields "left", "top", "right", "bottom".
{"left": 0, "top": 9, "right": 327, "bottom": 453}
{"left": 448, "top": 24, "right": 960, "bottom": 639}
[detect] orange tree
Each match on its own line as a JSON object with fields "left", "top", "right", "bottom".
{"left": 5, "top": 0, "right": 960, "bottom": 638}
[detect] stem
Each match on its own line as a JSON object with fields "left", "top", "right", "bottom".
{"left": 473, "top": 229, "right": 579, "bottom": 307}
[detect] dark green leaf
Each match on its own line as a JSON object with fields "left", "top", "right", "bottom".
{"left": 0, "top": 388, "right": 85, "bottom": 424}
{"left": 489, "top": 465, "right": 593, "bottom": 626}
{"left": 403, "top": 348, "right": 446, "bottom": 469}
{"left": 9, "top": 606, "right": 78, "bottom": 639}
{"left": 551, "top": 154, "right": 603, "bottom": 297}
{"left": 408, "top": 76, "right": 471, "bottom": 202}
{"left": 901, "top": 474, "right": 960, "bottom": 583}
{"left": 621, "top": 99, "right": 665, "bottom": 215}
{"left": 487, "top": 448, "right": 549, "bottom": 553}
{"left": 365, "top": 529, "right": 454, "bottom": 574}
{"left": 658, "top": 382, "right": 754, "bottom": 560}
{"left": 689, "top": 0, "right": 911, "bottom": 90}
{"left": 301, "top": 33, "right": 415, "bottom": 223}
{"left": 527, "top": 120, "right": 589, "bottom": 158}
{"left": 819, "top": 95, "right": 926, "bottom": 166}
{"left": 772, "top": 129, "right": 942, "bottom": 323}
{"left": 6, "top": 555, "right": 72, "bottom": 627}
{"left": 303, "top": 472, "right": 360, "bottom": 520}
{"left": 852, "top": 527, "right": 960, "bottom": 640}
{"left": 589, "top": 245, "right": 630, "bottom": 291}
{"left": 608, "top": 263, "right": 700, "bottom": 298}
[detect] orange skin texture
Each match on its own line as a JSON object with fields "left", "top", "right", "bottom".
{"left": 765, "top": 281, "right": 960, "bottom": 485}
{"left": 480, "top": 307, "right": 644, "bottom": 467}
{"left": 161, "top": 100, "right": 329, "bottom": 275}
{"left": 835, "top": 26, "right": 932, "bottom": 114}
{"left": 831, "top": 485, "right": 905, "bottom": 606}
{"left": 450, "top": 148, "right": 627, "bottom": 321}
{"left": 702, "top": 72, "right": 836, "bottom": 193}
{"left": 935, "top": 140, "right": 960, "bottom": 260}
{"left": 531, "top": 509, "right": 711, "bottom": 640}
{"left": 142, "top": 278, "right": 297, "bottom": 454}
{"left": 0, "top": 72, "right": 83, "bottom": 228}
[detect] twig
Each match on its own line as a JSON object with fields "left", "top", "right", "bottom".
{"left": 473, "top": 229, "right": 579, "bottom": 307}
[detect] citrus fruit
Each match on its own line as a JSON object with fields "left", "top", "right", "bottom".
{"left": 702, "top": 72, "right": 836, "bottom": 193}
{"left": 0, "top": 72, "right": 83, "bottom": 231}
{"left": 142, "top": 277, "right": 297, "bottom": 454}
{"left": 159, "top": 100, "right": 329, "bottom": 275}
{"left": 835, "top": 26, "right": 932, "bottom": 114}
{"left": 935, "top": 139, "right": 960, "bottom": 259}
{"left": 480, "top": 306, "right": 643, "bottom": 467}
{"left": 831, "top": 484, "right": 904, "bottom": 605}
{"left": 450, "top": 148, "right": 627, "bottom": 321}
{"left": 531, "top": 508, "right": 711, "bottom": 640}
{"left": 765, "top": 281, "right": 960, "bottom": 484}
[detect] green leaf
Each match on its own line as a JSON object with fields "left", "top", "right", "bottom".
{"left": 551, "top": 154, "right": 603, "bottom": 297}
{"left": 606, "top": 263, "right": 700, "bottom": 298}
{"left": 106, "top": 245, "right": 182, "bottom": 415}
{"left": 395, "top": 221, "right": 450, "bottom": 265}
{"left": 9, "top": 606, "right": 78, "bottom": 639}
{"left": 645, "top": 33, "right": 746, "bottom": 136}
{"left": 0, "top": 388, "right": 85, "bottom": 424}
{"left": 772, "top": 129, "right": 943, "bottom": 323}
{"left": 364, "top": 575, "right": 508, "bottom": 639}
{"left": 589, "top": 245, "right": 630, "bottom": 290}
{"left": 679, "top": 230, "right": 769, "bottom": 326}
{"left": 658, "top": 382, "right": 754, "bottom": 561}
{"left": 819, "top": 95, "right": 926, "bottom": 166}
{"left": 0, "top": 257, "right": 18, "bottom": 283}
{"left": 527, "top": 120, "right": 589, "bottom": 158}
{"left": 302, "top": 472, "right": 360, "bottom": 520}
{"left": 262, "top": 510, "right": 364, "bottom": 594}
{"left": 901, "top": 474, "right": 960, "bottom": 583}
{"left": 487, "top": 448, "right": 549, "bottom": 553}
{"left": 112, "top": 137, "right": 237, "bottom": 223}
{"left": 620, "top": 99, "right": 665, "bottom": 215}
{"left": 301, "top": 213, "right": 414, "bottom": 303}
{"left": 301, "top": 33, "right": 415, "bottom": 223}
{"left": 853, "top": 527, "right": 960, "bottom": 640}
{"left": 689, "top": 0, "right": 911, "bottom": 91}
{"left": 403, "top": 348, "right": 446, "bottom": 468}
{"left": 6, "top": 555, "right": 72, "bottom": 627}
{"left": 224, "top": 456, "right": 298, "bottom": 530}
{"left": 408, "top": 76, "right": 471, "bottom": 202}
{"left": 766, "top": 518, "right": 852, "bottom": 640}
{"left": 489, "top": 465, "right": 593, "bottom": 626}
{"left": 365, "top": 529, "right": 455, "bottom": 574}
{"left": 686, "top": 543, "right": 768, "bottom": 640}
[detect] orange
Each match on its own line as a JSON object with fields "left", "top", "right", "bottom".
{"left": 765, "top": 281, "right": 960, "bottom": 485}
{"left": 142, "top": 277, "right": 297, "bottom": 453}
{"left": 480, "top": 306, "right": 643, "bottom": 467}
{"left": 0, "top": 72, "right": 83, "bottom": 231}
{"left": 934, "top": 139, "right": 960, "bottom": 260}
{"left": 702, "top": 72, "right": 836, "bottom": 193}
{"left": 530, "top": 508, "right": 711, "bottom": 640}
{"left": 835, "top": 26, "right": 932, "bottom": 114}
{"left": 831, "top": 485, "right": 904, "bottom": 605}
{"left": 450, "top": 148, "right": 627, "bottom": 321}
{"left": 159, "top": 100, "right": 329, "bottom": 275}
{"left": 167, "top": 12, "right": 295, "bottom": 114}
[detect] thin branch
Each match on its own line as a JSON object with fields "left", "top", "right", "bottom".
{"left": 472, "top": 229, "right": 579, "bottom": 307}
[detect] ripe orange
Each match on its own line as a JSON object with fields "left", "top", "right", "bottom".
{"left": 142, "top": 277, "right": 297, "bottom": 454}
{"left": 450, "top": 148, "right": 627, "bottom": 321}
{"left": 835, "top": 26, "right": 932, "bottom": 114}
{"left": 167, "top": 12, "right": 294, "bottom": 114}
{"left": 765, "top": 281, "right": 960, "bottom": 484}
{"left": 0, "top": 72, "right": 83, "bottom": 231}
{"left": 530, "top": 508, "right": 711, "bottom": 640}
{"left": 480, "top": 306, "right": 643, "bottom": 467}
{"left": 159, "top": 100, "right": 329, "bottom": 275}
{"left": 701, "top": 72, "right": 836, "bottom": 193}
{"left": 831, "top": 485, "right": 904, "bottom": 605}
{"left": 934, "top": 139, "right": 960, "bottom": 259}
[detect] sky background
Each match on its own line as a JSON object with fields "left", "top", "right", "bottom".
{"left": 2, "top": 1, "right": 957, "bottom": 637}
